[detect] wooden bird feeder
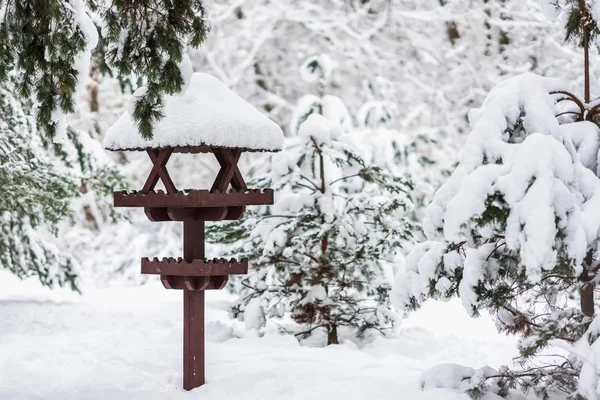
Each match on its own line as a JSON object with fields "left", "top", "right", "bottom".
{"left": 104, "top": 73, "right": 283, "bottom": 391}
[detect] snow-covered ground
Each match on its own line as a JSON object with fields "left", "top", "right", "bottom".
{"left": 0, "top": 271, "right": 519, "bottom": 400}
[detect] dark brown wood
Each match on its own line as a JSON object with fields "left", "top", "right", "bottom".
{"left": 184, "top": 289, "right": 205, "bottom": 390}
{"left": 183, "top": 220, "right": 205, "bottom": 259}
{"left": 161, "top": 275, "right": 210, "bottom": 291}
{"left": 142, "top": 148, "right": 177, "bottom": 194}
{"left": 204, "top": 275, "right": 228, "bottom": 290}
{"left": 144, "top": 207, "right": 171, "bottom": 222}
{"left": 327, "top": 325, "right": 339, "bottom": 345}
{"left": 211, "top": 148, "right": 247, "bottom": 192}
{"left": 580, "top": 250, "right": 596, "bottom": 331}
{"left": 174, "top": 145, "right": 212, "bottom": 154}
{"left": 183, "top": 220, "right": 206, "bottom": 390}
{"left": 185, "top": 276, "right": 209, "bottom": 291}
{"left": 143, "top": 207, "right": 245, "bottom": 222}
{"left": 159, "top": 275, "right": 229, "bottom": 291}
{"left": 579, "top": 0, "right": 591, "bottom": 103}
{"left": 167, "top": 207, "right": 229, "bottom": 222}
{"left": 225, "top": 206, "right": 245, "bottom": 220}
{"left": 114, "top": 189, "right": 273, "bottom": 208}
{"left": 141, "top": 257, "right": 248, "bottom": 276}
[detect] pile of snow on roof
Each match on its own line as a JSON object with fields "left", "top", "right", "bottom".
{"left": 104, "top": 72, "right": 284, "bottom": 152}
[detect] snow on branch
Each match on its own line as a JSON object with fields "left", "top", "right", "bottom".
{"left": 394, "top": 73, "right": 600, "bottom": 310}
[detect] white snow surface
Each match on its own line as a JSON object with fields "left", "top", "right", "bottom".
{"left": 104, "top": 73, "right": 284, "bottom": 152}
{"left": 298, "top": 113, "right": 341, "bottom": 144}
{"left": 538, "top": 0, "right": 560, "bottom": 20}
{"left": 0, "top": 271, "right": 523, "bottom": 400}
{"left": 177, "top": 54, "right": 194, "bottom": 95}
{"left": 592, "top": 1, "right": 600, "bottom": 38}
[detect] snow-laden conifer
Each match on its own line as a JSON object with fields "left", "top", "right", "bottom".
{"left": 0, "top": 80, "right": 123, "bottom": 290}
{"left": 209, "top": 112, "right": 415, "bottom": 345}
{"left": 393, "top": 2, "right": 600, "bottom": 397}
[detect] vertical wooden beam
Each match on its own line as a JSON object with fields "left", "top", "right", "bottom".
{"left": 183, "top": 220, "right": 205, "bottom": 390}
{"left": 183, "top": 290, "right": 205, "bottom": 390}
{"left": 183, "top": 221, "right": 205, "bottom": 261}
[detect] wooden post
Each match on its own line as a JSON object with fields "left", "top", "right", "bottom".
{"left": 183, "top": 220, "right": 205, "bottom": 390}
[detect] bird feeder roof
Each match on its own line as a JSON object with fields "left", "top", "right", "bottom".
{"left": 103, "top": 72, "right": 284, "bottom": 152}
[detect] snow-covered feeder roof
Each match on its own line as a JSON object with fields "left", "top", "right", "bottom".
{"left": 103, "top": 73, "right": 284, "bottom": 152}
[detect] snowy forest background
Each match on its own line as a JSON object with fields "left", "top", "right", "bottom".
{"left": 61, "top": 0, "right": 594, "bottom": 287}
{"left": 7, "top": 0, "right": 600, "bottom": 399}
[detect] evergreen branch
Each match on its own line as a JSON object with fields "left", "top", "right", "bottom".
{"left": 330, "top": 173, "right": 360, "bottom": 186}
{"left": 293, "top": 324, "right": 327, "bottom": 338}
{"left": 300, "top": 174, "right": 321, "bottom": 191}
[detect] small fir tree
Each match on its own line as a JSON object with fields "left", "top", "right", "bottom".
{"left": 209, "top": 55, "right": 415, "bottom": 344}
{"left": 208, "top": 112, "right": 415, "bottom": 345}
{"left": 289, "top": 54, "right": 352, "bottom": 136}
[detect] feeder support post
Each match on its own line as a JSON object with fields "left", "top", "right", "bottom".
{"left": 183, "top": 220, "right": 206, "bottom": 390}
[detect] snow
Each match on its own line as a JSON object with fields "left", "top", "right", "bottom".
{"left": 289, "top": 95, "right": 351, "bottom": 136}
{"left": 243, "top": 297, "right": 265, "bottom": 331}
{"left": 592, "top": 1, "right": 600, "bottom": 42}
{"left": 420, "top": 364, "right": 479, "bottom": 390}
{"left": 391, "top": 241, "right": 447, "bottom": 309}
{"left": 459, "top": 244, "right": 497, "bottom": 312}
{"left": 177, "top": 54, "right": 194, "bottom": 95}
{"left": 298, "top": 113, "right": 341, "bottom": 144}
{"left": 539, "top": 0, "right": 560, "bottom": 20}
{"left": 104, "top": 73, "right": 284, "bottom": 152}
{"left": 573, "top": 317, "right": 600, "bottom": 400}
{"left": 321, "top": 95, "right": 352, "bottom": 130}
{"left": 357, "top": 101, "right": 393, "bottom": 128}
{"left": 300, "top": 54, "right": 334, "bottom": 84}
{"left": 0, "top": 272, "right": 521, "bottom": 400}
{"left": 71, "top": 0, "right": 99, "bottom": 95}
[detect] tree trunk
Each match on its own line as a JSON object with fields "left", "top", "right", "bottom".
{"left": 316, "top": 143, "right": 328, "bottom": 254}
{"left": 89, "top": 80, "right": 99, "bottom": 113}
{"left": 581, "top": 250, "right": 596, "bottom": 330}
{"left": 327, "top": 324, "right": 338, "bottom": 345}
{"left": 579, "top": 0, "right": 591, "bottom": 103}
{"left": 581, "top": 283, "right": 595, "bottom": 319}
{"left": 437, "top": 0, "right": 460, "bottom": 45}
{"left": 88, "top": 64, "right": 101, "bottom": 134}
